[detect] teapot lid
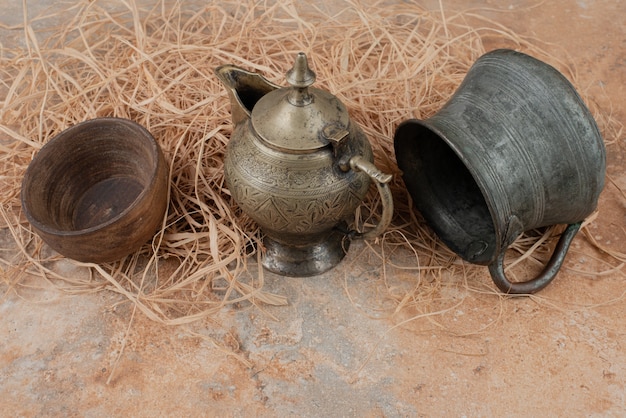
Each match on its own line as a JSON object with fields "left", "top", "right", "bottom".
{"left": 251, "top": 53, "right": 351, "bottom": 152}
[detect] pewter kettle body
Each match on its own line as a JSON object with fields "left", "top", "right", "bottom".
{"left": 216, "top": 53, "right": 393, "bottom": 276}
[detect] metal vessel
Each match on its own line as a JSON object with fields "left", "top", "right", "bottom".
{"left": 216, "top": 53, "right": 393, "bottom": 276}
{"left": 394, "top": 49, "right": 606, "bottom": 294}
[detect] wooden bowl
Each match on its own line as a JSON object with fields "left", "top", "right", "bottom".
{"left": 21, "top": 118, "right": 169, "bottom": 263}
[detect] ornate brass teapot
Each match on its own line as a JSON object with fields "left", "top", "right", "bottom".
{"left": 216, "top": 53, "right": 393, "bottom": 277}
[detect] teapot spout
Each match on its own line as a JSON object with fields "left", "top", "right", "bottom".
{"left": 215, "top": 65, "right": 280, "bottom": 126}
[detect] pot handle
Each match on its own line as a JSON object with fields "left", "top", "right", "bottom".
{"left": 487, "top": 222, "right": 581, "bottom": 294}
{"left": 348, "top": 155, "right": 394, "bottom": 240}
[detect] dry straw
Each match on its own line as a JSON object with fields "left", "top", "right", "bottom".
{"left": 1, "top": 0, "right": 623, "bottom": 324}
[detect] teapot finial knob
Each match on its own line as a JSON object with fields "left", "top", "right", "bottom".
{"left": 286, "top": 52, "right": 316, "bottom": 87}
{"left": 286, "top": 52, "right": 316, "bottom": 105}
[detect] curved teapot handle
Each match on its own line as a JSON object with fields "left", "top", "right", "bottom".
{"left": 347, "top": 155, "right": 394, "bottom": 240}
{"left": 487, "top": 222, "right": 581, "bottom": 294}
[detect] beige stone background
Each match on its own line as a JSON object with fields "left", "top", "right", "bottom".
{"left": 1, "top": 0, "right": 625, "bottom": 416}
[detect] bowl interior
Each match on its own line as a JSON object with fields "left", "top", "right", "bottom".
{"left": 23, "top": 119, "right": 159, "bottom": 233}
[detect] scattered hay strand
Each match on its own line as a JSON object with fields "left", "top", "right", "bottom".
{"left": 0, "top": 0, "right": 623, "bottom": 326}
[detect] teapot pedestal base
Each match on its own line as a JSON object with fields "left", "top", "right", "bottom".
{"left": 262, "top": 229, "right": 349, "bottom": 277}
